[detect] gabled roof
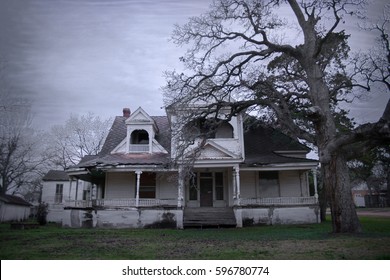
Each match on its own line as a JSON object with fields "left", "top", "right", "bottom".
{"left": 0, "top": 194, "right": 32, "bottom": 207}
{"left": 42, "top": 170, "right": 69, "bottom": 181}
{"left": 74, "top": 115, "right": 171, "bottom": 168}
{"left": 72, "top": 110, "right": 315, "bottom": 170}
{"left": 99, "top": 116, "right": 171, "bottom": 157}
{"left": 99, "top": 116, "right": 127, "bottom": 156}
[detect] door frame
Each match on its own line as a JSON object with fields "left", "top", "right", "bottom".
{"left": 199, "top": 175, "right": 213, "bottom": 207}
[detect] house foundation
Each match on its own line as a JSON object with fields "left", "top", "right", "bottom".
{"left": 235, "top": 205, "right": 320, "bottom": 226}
{"left": 61, "top": 208, "right": 184, "bottom": 229}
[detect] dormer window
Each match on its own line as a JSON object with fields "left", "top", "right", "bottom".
{"left": 129, "top": 129, "right": 150, "bottom": 152}
{"left": 131, "top": 130, "right": 149, "bottom": 144}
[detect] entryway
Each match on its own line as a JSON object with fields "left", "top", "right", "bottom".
{"left": 200, "top": 176, "right": 213, "bottom": 207}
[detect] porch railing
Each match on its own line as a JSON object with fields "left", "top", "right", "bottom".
{"left": 64, "top": 198, "right": 177, "bottom": 208}
{"left": 240, "top": 196, "right": 317, "bottom": 206}
{"left": 65, "top": 200, "right": 92, "bottom": 208}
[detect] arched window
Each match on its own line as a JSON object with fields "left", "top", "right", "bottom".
{"left": 130, "top": 129, "right": 149, "bottom": 144}
{"left": 215, "top": 122, "right": 234, "bottom": 138}
{"left": 183, "top": 119, "right": 234, "bottom": 139}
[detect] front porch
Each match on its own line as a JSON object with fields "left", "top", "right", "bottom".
{"left": 62, "top": 165, "right": 319, "bottom": 228}
{"left": 65, "top": 196, "right": 317, "bottom": 209}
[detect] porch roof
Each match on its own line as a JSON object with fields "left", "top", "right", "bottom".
{"left": 243, "top": 152, "right": 317, "bottom": 166}
{"left": 74, "top": 152, "right": 171, "bottom": 168}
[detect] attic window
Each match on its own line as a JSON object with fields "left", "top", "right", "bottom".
{"left": 215, "top": 122, "right": 233, "bottom": 138}
{"left": 130, "top": 130, "right": 149, "bottom": 144}
{"left": 183, "top": 119, "right": 233, "bottom": 139}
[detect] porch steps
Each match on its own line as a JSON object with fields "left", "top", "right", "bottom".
{"left": 183, "top": 207, "right": 236, "bottom": 228}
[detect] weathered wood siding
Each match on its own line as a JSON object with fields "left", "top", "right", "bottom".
{"left": 279, "top": 170, "right": 302, "bottom": 197}
{"left": 239, "top": 170, "right": 309, "bottom": 198}
{"left": 41, "top": 180, "right": 84, "bottom": 203}
{"left": 105, "top": 172, "right": 177, "bottom": 200}
{"left": 239, "top": 171, "right": 257, "bottom": 198}
{"left": 105, "top": 172, "right": 135, "bottom": 199}
{"left": 0, "top": 202, "right": 30, "bottom": 222}
{"left": 157, "top": 173, "right": 178, "bottom": 199}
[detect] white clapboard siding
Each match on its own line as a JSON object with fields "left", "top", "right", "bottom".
{"left": 105, "top": 172, "right": 135, "bottom": 199}
{"left": 239, "top": 171, "right": 257, "bottom": 198}
{"left": 279, "top": 170, "right": 302, "bottom": 197}
{"left": 157, "top": 173, "right": 178, "bottom": 199}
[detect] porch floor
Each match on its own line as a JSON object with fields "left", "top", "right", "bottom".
{"left": 183, "top": 207, "right": 236, "bottom": 228}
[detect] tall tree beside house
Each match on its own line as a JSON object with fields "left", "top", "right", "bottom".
{"left": 0, "top": 89, "right": 46, "bottom": 195}
{"left": 45, "top": 112, "right": 112, "bottom": 169}
{"left": 163, "top": 0, "right": 390, "bottom": 233}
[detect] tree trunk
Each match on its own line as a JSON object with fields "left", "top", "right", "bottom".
{"left": 387, "top": 169, "right": 390, "bottom": 207}
{"left": 323, "top": 153, "right": 362, "bottom": 233}
{"left": 318, "top": 168, "right": 327, "bottom": 222}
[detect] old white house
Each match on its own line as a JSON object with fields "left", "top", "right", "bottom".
{"left": 63, "top": 105, "right": 319, "bottom": 228}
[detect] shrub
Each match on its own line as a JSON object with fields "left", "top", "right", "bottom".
{"left": 36, "top": 203, "right": 48, "bottom": 225}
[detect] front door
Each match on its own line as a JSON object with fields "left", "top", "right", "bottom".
{"left": 200, "top": 175, "right": 213, "bottom": 207}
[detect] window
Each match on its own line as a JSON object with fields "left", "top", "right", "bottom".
{"left": 130, "top": 130, "right": 149, "bottom": 144}
{"left": 139, "top": 172, "right": 156, "bottom": 198}
{"left": 215, "top": 172, "right": 224, "bottom": 200}
{"left": 55, "top": 184, "right": 63, "bottom": 203}
{"left": 82, "top": 190, "right": 89, "bottom": 200}
{"left": 189, "top": 174, "right": 198, "bottom": 200}
{"left": 259, "top": 171, "right": 279, "bottom": 197}
{"left": 215, "top": 122, "right": 234, "bottom": 138}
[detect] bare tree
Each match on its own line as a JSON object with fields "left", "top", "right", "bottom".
{"left": 0, "top": 88, "right": 46, "bottom": 195}
{"left": 163, "top": 0, "right": 390, "bottom": 233}
{"left": 45, "top": 112, "right": 112, "bottom": 169}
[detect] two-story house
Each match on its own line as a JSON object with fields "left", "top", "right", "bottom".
{"left": 65, "top": 106, "right": 319, "bottom": 228}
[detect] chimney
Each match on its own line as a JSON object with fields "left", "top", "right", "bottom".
{"left": 123, "top": 108, "right": 131, "bottom": 118}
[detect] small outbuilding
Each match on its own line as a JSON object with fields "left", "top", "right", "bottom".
{"left": 0, "top": 194, "right": 32, "bottom": 222}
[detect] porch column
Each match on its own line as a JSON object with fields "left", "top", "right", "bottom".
{"left": 135, "top": 170, "right": 142, "bottom": 207}
{"left": 177, "top": 167, "right": 184, "bottom": 208}
{"left": 312, "top": 168, "right": 318, "bottom": 202}
{"left": 75, "top": 179, "right": 79, "bottom": 201}
{"left": 68, "top": 176, "right": 73, "bottom": 201}
{"left": 232, "top": 167, "right": 237, "bottom": 205}
{"left": 234, "top": 165, "right": 241, "bottom": 206}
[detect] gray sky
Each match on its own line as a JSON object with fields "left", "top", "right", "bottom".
{"left": 0, "top": 0, "right": 388, "bottom": 130}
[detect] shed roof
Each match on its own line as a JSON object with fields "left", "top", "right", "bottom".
{"left": 0, "top": 194, "right": 32, "bottom": 207}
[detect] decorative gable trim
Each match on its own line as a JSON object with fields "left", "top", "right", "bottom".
{"left": 186, "top": 140, "right": 238, "bottom": 160}
{"left": 126, "top": 107, "right": 157, "bottom": 130}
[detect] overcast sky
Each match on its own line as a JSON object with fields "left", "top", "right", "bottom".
{"left": 0, "top": 0, "right": 388, "bottom": 130}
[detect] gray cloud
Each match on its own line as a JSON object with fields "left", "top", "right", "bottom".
{"left": 1, "top": 0, "right": 388, "bottom": 130}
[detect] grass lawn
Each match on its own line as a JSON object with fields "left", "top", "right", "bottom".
{"left": 1, "top": 216, "right": 389, "bottom": 260}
